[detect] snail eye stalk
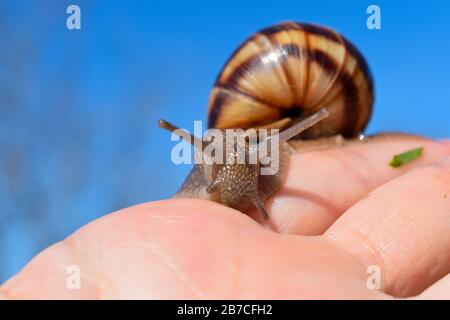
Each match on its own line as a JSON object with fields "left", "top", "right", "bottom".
{"left": 158, "top": 119, "right": 204, "bottom": 148}
{"left": 278, "top": 108, "right": 330, "bottom": 142}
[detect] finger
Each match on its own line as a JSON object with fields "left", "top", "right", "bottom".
{"left": 325, "top": 156, "right": 450, "bottom": 297}
{"left": 1, "top": 199, "right": 243, "bottom": 299}
{"left": 1, "top": 199, "right": 386, "bottom": 299}
{"left": 248, "top": 136, "right": 450, "bottom": 235}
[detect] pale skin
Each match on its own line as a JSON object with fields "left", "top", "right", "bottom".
{"left": 1, "top": 136, "right": 450, "bottom": 299}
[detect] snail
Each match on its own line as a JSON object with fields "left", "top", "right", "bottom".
{"left": 158, "top": 21, "right": 374, "bottom": 220}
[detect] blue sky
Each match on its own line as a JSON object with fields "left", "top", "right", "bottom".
{"left": 0, "top": 0, "right": 449, "bottom": 282}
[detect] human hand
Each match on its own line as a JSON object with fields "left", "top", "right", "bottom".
{"left": 1, "top": 136, "right": 450, "bottom": 299}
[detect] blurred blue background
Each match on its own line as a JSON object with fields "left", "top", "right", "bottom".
{"left": 0, "top": 0, "right": 449, "bottom": 283}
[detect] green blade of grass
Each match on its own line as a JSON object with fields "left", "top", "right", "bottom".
{"left": 389, "top": 147, "right": 424, "bottom": 168}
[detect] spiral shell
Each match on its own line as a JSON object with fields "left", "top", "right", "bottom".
{"left": 207, "top": 22, "right": 374, "bottom": 138}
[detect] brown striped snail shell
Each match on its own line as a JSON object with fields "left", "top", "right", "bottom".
{"left": 208, "top": 21, "right": 374, "bottom": 138}
{"left": 159, "top": 21, "right": 374, "bottom": 220}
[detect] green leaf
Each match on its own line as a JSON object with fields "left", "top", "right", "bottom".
{"left": 389, "top": 147, "right": 424, "bottom": 168}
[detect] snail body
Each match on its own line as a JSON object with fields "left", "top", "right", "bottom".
{"left": 159, "top": 21, "right": 374, "bottom": 219}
